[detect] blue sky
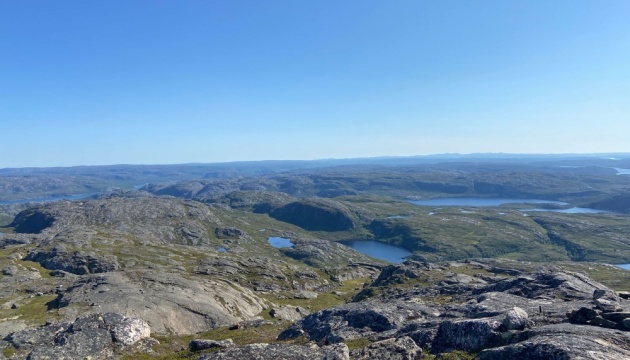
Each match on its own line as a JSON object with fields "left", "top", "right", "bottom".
{"left": 1, "top": 1, "right": 629, "bottom": 167}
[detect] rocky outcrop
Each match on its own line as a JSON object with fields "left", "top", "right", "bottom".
{"left": 196, "top": 343, "right": 350, "bottom": 360}
{"left": 4, "top": 313, "right": 153, "bottom": 360}
{"left": 278, "top": 260, "right": 630, "bottom": 359}
{"left": 269, "top": 305, "right": 310, "bottom": 322}
{"left": 351, "top": 336, "right": 421, "bottom": 360}
{"left": 50, "top": 271, "right": 267, "bottom": 335}
{"left": 24, "top": 247, "right": 118, "bottom": 275}
{"left": 280, "top": 238, "right": 381, "bottom": 268}
{"left": 479, "top": 324, "right": 630, "bottom": 360}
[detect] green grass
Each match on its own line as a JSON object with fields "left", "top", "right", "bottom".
{"left": 121, "top": 322, "right": 291, "bottom": 360}
{"left": 0, "top": 294, "right": 59, "bottom": 326}
{"left": 3, "top": 347, "right": 15, "bottom": 358}
{"left": 344, "top": 338, "right": 370, "bottom": 350}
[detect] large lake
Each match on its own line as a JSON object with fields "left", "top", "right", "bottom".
{"left": 615, "top": 168, "right": 630, "bottom": 175}
{"left": 340, "top": 240, "right": 411, "bottom": 263}
{"left": 409, "top": 198, "right": 567, "bottom": 207}
{"left": 617, "top": 264, "right": 630, "bottom": 270}
{"left": 408, "top": 197, "right": 613, "bottom": 214}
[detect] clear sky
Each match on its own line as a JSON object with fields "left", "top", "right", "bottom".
{"left": 1, "top": 1, "right": 629, "bottom": 168}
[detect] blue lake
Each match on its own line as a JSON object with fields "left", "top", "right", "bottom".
{"left": 409, "top": 198, "right": 567, "bottom": 207}
{"left": 340, "top": 240, "right": 411, "bottom": 263}
{"left": 616, "top": 264, "right": 630, "bottom": 270}
{"left": 615, "top": 168, "right": 630, "bottom": 175}
{"left": 268, "top": 237, "right": 293, "bottom": 248}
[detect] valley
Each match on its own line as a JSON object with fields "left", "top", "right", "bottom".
{"left": 1, "top": 154, "right": 630, "bottom": 359}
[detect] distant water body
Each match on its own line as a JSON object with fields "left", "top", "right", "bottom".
{"left": 340, "top": 240, "right": 411, "bottom": 263}
{"left": 409, "top": 198, "right": 567, "bottom": 207}
{"left": 614, "top": 168, "right": 630, "bottom": 175}
{"left": 268, "top": 237, "right": 293, "bottom": 248}
{"left": 409, "top": 198, "right": 614, "bottom": 214}
{"left": 616, "top": 264, "right": 630, "bottom": 270}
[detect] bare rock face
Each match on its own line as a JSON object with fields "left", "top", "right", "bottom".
{"left": 278, "top": 260, "right": 630, "bottom": 360}
{"left": 196, "top": 343, "right": 350, "bottom": 360}
{"left": 5, "top": 313, "right": 153, "bottom": 360}
{"left": 352, "top": 336, "right": 421, "bottom": 360}
{"left": 269, "top": 305, "right": 310, "bottom": 322}
{"left": 479, "top": 324, "right": 630, "bottom": 360}
{"left": 52, "top": 271, "right": 267, "bottom": 335}
{"left": 432, "top": 317, "right": 502, "bottom": 353}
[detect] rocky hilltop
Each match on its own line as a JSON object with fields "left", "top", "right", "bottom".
{"left": 1, "top": 192, "right": 630, "bottom": 359}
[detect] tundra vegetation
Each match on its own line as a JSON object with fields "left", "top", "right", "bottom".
{"left": 1, "top": 155, "right": 630, "bottom": 359}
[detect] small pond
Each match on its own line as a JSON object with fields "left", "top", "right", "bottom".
{"left": 268, "top": 237, "right": 293, "bottom": 248}
{"left": 408, "top": 198, "right": 567, "bottom": 207}
{"left": 217, "top": 247, "right": 226, "bottom": 253}
{"left": 339, "top": 240, "right": 411, "bottom": 263}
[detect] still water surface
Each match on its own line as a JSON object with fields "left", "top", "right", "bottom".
{"left": 268, "top": 237, "right": 293, "bottom": 248}
{"left": 340, "top": 240, "right": 411, "bottom": 263}
{"left": 409, "top": 198, "right": 567, "bottom": 207}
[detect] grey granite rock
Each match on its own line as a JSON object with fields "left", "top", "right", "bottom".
{"left": 196, "top": 343, "right": 349, "bottom": 360}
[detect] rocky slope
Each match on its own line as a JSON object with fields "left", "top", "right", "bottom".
{"left": 2, "top": 193, "right": 630, "bottom": 359}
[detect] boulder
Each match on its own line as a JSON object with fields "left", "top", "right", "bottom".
{"left": 5, "top": 313, "right": 153, "bottom": 359}
{"left": 502, "top": 307, "right": 528, "bottom": 331}
{"left": 432, "top": 317, "right": 502, "bottom": 352}
{"left": 190, "top": 339, "right": 234, "bottom": 351}
{"left": 111, "top": 318, "right": 151, "bottom": 346}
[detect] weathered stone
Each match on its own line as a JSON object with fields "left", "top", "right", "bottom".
{"left": 111, "top": 318, "right": 151, "bottom": 345}
{"left": 5, "top": 313, "right": 153, "bottom": 359}
{"left": 354, "top": 336, "right": 421, "bottom": 360}
{"left": 479, "top": 324, "right": 630, "bottom": 360}
{"left": 190, "top": 339, "right": 234, "bottom": 351}
{"left": 293, "top": 290, "right": 318, "bottom": 299}
{"left": 567, "top": 307, "right": 599, "bottom": 324}
{"left": 269, "top": 306, "right": 310, "bottom": 321}
{"left": 594, "top": 298, "right": 621, "bottom": 313}
{"left": 502, "top": 307, "right": 528, "bottom": 331}
{"left": 590, "top": 316, "right": 619, "bottom": 329}
{"left": 432, "top": 317, "right": 502, "bottom": 352}
{"left": 196, "top": 342, "right": 350, "bottom": 360}
{"left": 600, "top": 311, "right": 630, "bottom": 323}
{"left": 2, "top": 266, "right": 18, "bottom": 276}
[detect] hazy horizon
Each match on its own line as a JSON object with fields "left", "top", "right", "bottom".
{"left": 2, "top": 1, "right": 629, "bottom": 168}
{"left": 1, "top": 151, "right": 629, "bottom": 171}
